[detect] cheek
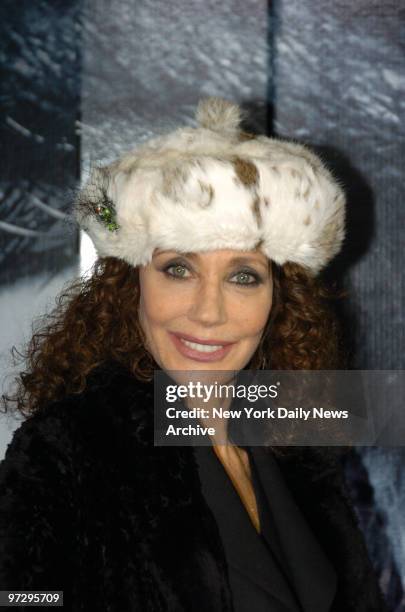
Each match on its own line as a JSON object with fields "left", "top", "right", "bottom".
{"left": 139, "top": 274, "right": 184, "bottom": 327}
{"left": 234, "top": 292, "right": 273, "bottom": 335}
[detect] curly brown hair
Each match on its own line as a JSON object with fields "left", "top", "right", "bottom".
{"left": 2, "top": 256, "right": 348, "bottom": 418}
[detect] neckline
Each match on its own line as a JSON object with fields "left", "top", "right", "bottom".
{"left": 210, "top": 444, "right": 261, "bottom": 534}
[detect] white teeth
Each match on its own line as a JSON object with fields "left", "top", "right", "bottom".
{"left": 180, "top": 338, "right": 224, "bottom": 352}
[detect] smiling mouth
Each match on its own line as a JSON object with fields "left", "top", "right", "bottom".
{"left": 169, "top": 332, "right": 235, "bottom": 361}
{"left": 179, "top": 338, "right": 224, "bottom": 352}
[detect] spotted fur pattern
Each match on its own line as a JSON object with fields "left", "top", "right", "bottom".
{"left": 73, "top": 98, "right": 346, "bottom": 275}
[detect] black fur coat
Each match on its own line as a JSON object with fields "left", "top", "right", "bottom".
{"left": 0, "top": 360, "right": 388, "bottom": 611}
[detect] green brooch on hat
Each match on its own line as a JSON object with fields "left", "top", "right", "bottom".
{"left": 94, "top": 201, "right": 119, "bottom": 232}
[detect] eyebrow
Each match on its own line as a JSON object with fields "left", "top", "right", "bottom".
{"left": 155, "top": 251, "right": 269, "bottom": 270}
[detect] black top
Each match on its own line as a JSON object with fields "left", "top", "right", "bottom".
{"left": 193, "top": 445, "right": 337, "bottom": 612}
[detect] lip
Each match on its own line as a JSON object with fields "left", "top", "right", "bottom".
{"left": 169, "top": 332, "right": 236, "bottom": 363}
{"left": 171, "top": 331, "right": 235, "bottom": 346}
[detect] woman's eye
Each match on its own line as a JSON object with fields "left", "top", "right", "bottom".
{"left": 232, "top": 271, "right": 261, "bottom": 286}
{"left": 163, "top": 263, "right": 190, "bottom": 279}
{"left": 162, "top": 263, "right": 261, "bottom": 286}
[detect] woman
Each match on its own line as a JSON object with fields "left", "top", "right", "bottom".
{"left": 0, "top": 98, "right": 388, "bottom": 611}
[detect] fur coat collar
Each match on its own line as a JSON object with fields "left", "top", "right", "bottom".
{"left": 0, "top": 360, "right": 388, "bottom": 611}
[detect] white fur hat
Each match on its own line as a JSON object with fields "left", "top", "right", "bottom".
{"left": 74, "top": 97, "right": 345, "bottom": 275}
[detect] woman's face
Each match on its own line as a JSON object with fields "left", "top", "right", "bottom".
{"left": 138, "top": 248, "right": 273, "bottom": 375}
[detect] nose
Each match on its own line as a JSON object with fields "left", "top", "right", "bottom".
{"left": 187, "top": 278, "right": 227, "bottom": 326}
